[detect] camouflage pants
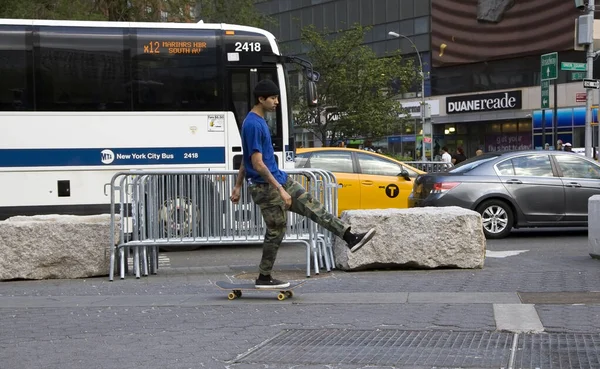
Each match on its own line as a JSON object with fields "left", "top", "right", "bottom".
{"left": 249, "top": 177, "right": 349, "bottom": 276}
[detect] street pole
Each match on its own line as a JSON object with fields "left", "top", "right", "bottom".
{"left": 553, "top": 78, "right": 558, "bottom": 147}
{"left": 388, "top": 31, "right": 427, "bottom": 161}
{"left": 418, "top": 55, "right": 427, "bottom": 162}
{"left": 585, "top": 2, "right": 595, "bottom": 158}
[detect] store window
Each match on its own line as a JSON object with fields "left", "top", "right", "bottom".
{"left": 502, "top": 122, "right": 518, "bottom": 133}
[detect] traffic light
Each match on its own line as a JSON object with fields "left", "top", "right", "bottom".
{"left": 575, "top": 0, "right": 586, "bottom": 10}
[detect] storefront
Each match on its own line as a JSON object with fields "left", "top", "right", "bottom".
{"left": 433, "top": 90, "right": 532, "bottom": 158}
{"left": 386, "top": 100, "right": 440, "bottom": 160}
{"left": 532, "top": 106, "right": 599, "bottom": 149}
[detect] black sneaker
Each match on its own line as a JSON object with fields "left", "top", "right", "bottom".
{"left": 345, "top": 228, "right": 376, "bottom": 253}
{"left": 255, "top": 275, "right": 290, "bottom": 289}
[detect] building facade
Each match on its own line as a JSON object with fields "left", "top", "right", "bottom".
{"left": 254, "top": 0, "right": 432, "bottom": 153}
{"left": 255, "top": 0, "right": 599, "bottom": 159}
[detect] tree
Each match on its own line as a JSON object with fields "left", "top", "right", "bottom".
{"left": 0, "top": 0, "right": 104, "bottom": 20}
{"left": 0, "top": 0, "right": 269, "bottom": 25}
{"left": 293, "top": 25, "right": 418, "bottom": 146}
{"left": 195, "top": 0, "right": 274, "bottom": 28}
{"left": 95, "top": 0, "right": 197, "bottom": 22}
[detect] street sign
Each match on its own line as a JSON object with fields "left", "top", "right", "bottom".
{"left": 561, "top": 62, "right": 586, "bottom": 71}
{"left": 541, "top": 52, "right": 558, "bottom": 81}
{"left": 541, "top": 80, "right": 550, "bottom": 108}
{"left": 583, "top": 78, "right": 600, "bottom": 89}
{"left": 572, "top": 71, "right": 586, "bottom": 80}
{"left": 576, "top": 92, "right": 587, "bottom": 102}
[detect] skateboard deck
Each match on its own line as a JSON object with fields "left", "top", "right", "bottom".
{"left": 215, "top": 280, "right": 306, "bottom": 301}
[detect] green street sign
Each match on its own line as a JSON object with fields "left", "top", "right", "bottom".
{"left": 541, "top": 80, "right": 550, "bottom": 109}
{"left": 572, "top": 71, "right": 586, "bottom": 80}
{"left": 561, "top": 62, "right": 586, "bottom": 71}
{"left": 541, "top": 52, "right": 558, "bottom": 81}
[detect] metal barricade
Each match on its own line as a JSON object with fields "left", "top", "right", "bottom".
{"left": 407, "top": 161, "right": 453, "bottom": 173}
{"left": 107, "top": 169, "right": 339, "bottom": 281}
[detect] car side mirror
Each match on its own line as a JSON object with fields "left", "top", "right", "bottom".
{"left": 399, "top": 170, "right": 410, "bottom": 181}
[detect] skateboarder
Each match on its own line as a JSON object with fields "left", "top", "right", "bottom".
{"left": 230, "top": 79, "right": 376, "bottom": 289}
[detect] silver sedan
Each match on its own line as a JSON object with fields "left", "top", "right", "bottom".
{"left": 408, "top": 150, "right": 600, "bottom": 239}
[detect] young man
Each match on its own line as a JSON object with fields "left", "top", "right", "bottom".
{"left": 229, "top": 79, "right": 376, "bottom": 289}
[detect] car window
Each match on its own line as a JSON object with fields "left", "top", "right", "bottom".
{"left": 448, "top": 154, "right": 499, "bottom": 173}
{"left": 496, "top": 160, "right": 515, "bottom": 176}
{"left": 511, "top": 155, "right": 554, "bottom": 177}
{"left": 357, "top": 153, "right": 403, "bottom": 176}
{"left": 554, "top": 154, "right": 600, "bottom": 179}
{"left": 294, "top": 153, "right": 310, "bottom": 168}
{"left": 308, "top": 151, "right": 353, "bottom": 173}
{"left": 401, "top": 166, "right": 419, "bottom": 178}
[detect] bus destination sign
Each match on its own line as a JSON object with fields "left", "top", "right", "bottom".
{"left": 142, "top": 41, "right": 208, "bottom": 54}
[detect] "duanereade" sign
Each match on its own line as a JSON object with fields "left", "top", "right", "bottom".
{"left": 446, "top": 91, "right": 522, "bottom": 114}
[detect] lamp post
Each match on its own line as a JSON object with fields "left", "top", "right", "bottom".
{"left": 388, "top": 31, "right": 428, "bottom": 161}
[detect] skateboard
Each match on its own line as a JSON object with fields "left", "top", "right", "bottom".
{"left": 215, "top": 280, "right": 306, "bottom": 301}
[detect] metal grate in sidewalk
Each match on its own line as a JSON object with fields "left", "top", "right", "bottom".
{"left": 235, "top": 329, "right": 513, "bottom": 368}
{"left": 513, "top": 333, "right": 600, "bottom": 369}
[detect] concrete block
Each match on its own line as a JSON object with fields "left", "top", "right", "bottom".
{"left": 0, "top": 214, "right": 118, "bottom": 280}
{"left": 588, "top": 195, "right": 600, "bottom": 259}
{"left": 333, "top": 207, "right": 486, "bottom": 271}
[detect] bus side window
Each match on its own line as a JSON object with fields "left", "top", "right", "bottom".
{"left": 132, "top": 28, "right": 223, "bottom": 112}
{"left": 0, "top": 25, "right": 32, "bottom": 111}
{"left": 36, "top": 26, "right": 130, "bottom": 111}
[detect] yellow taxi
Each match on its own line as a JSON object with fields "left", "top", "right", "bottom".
{"left": 295, "top": 147, "right": 425, "bottom": 216}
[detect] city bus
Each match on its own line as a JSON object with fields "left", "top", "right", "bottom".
{"left": 0, "top": 18, "right": 317, "bottom": 219}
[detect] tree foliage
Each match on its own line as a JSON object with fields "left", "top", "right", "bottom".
{"left": 0, "top": 0, "right": 270, "bottom": 27}
{"left": 97, "top": 0, "right": 197, "bottom": 22}
{"left": 0, "top": 0, "right": 104, "bottom": 20}
{"left": 294, "top": 25, "right": 418, "bottom": 146}
{"left": 195, "top": 0, "right": 274, "bottom": 28}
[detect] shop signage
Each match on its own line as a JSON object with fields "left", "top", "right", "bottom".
{"left": 485, "top": 134, "right": 532, "bottom": 152}
{"left": 446, "top": 91, "right": 522, "bottom": 114}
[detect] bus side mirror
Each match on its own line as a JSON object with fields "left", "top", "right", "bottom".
{"left": 306, "top": 81, "right": 318, "bottom": 107}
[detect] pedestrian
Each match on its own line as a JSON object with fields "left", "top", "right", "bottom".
{"left": 475, "top": 148, "right": 484, "bottom": 156}
{"left": 441, "top": 146, "right": 452, "bottom": 164}
{"left": 564, "top": 142, "right": 573, "bottom": 152}
{"left": 452, "top": 146, "right": 467, "bottom": 165}
{"left": 556, "top": 140, "right": 563, "bottom": 151}
{"left": 230, "top": 79, "right": 376, "bottom": 289}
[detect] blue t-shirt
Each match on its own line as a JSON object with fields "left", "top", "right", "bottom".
{"left": 241, "top": 112, "right": 288, "bottom": 185}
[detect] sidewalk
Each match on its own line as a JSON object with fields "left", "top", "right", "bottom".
{"left": 0, "top": 229, "right": 599, "bottom": 369}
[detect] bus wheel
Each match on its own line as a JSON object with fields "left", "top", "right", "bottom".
{"left": 158, "top": 197, "right": 201, "bottom": 252}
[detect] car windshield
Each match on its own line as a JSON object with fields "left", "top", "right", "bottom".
{"left": 448, "top": 154, "right": 500, "bottom": 173}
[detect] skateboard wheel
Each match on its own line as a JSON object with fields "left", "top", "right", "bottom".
{"left": 285, "top": 291, "right": 293, "bottom": 298}
{"left": 234, "top": 290, "right": 242, "bottom": 298}
{"left": 228, "top": 292, "right": 237, "bottom": 300}
{"left": 277, "top": 293, "right": 286, "bottom": 301}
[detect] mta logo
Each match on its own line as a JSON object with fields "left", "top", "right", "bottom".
{"left": 101, "top": 149, "right": 115, "bottom": 164}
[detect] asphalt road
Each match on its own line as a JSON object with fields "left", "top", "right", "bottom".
{"left": 0, "top": 227, "right": 598, "bottom": 369}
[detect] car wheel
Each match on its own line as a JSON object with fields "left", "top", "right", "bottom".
{"left": 476, "top": 199, "right": 513, "bottom": 239}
